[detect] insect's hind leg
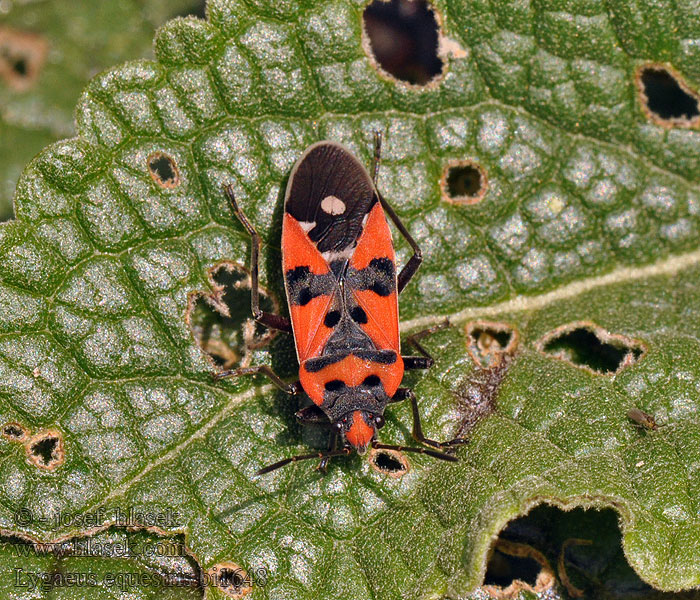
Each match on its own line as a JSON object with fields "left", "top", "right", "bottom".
{"left": 368, "top": 131, "right": 423, "bottom": 295}
{"left": 223, "top": 184, "right": 292, "bottom": 333}
{"left": 371, "top": 130, "right": 382, "bottom": 185}
{"left": 402, "top": 320, "right": 450, "bottom": 370}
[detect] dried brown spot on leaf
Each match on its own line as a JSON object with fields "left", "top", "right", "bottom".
{"left": 465, "top": 320, "right": 518, "bottom": 368}
{"left": 0, "top": 27, "right": 48, "bottom": 92}
{"left": 207, "top": 562, "right": 252, "bottom": 598}
{"left": 147, "top": 152, "right": 181, "bottom": 189}
{"left": 2, "top": 422, "right": 28, "bottom": 442}
{"left": 188, "top": 262, "right": 279, "bottom": 370}
{"left": 636, "top": 63, "right": 700, "bottom": 128}
{"left": 453, "top": 352, "right": 513, "bottom": 440}
{"left": 25, "top": 429, "right": 64, "bottom": 470}
{"left": 369, "top": 448, "right": 409, "bottom": 477}
{"left": 483, "top": 539, "right": 557, "bottom": 599}
{"left": 441, "top": 160, "right": 489, "bottom": 205}
{"left": 362, "top": 0, "right": 445, "bottom": 87}
{"left": 537, "top": 321, "right": 645, "bottom": 375}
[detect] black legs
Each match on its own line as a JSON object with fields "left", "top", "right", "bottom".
{"left": 370, "top": 130, "right": 423, "bottom": 295}
{"left": 223, "top": 185, "right": 292, "bottom": 334}
{"left": 390, "top": 388, "right": 467, "bottom": 451}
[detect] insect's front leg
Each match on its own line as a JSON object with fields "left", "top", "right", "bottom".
{"left": 295, "top": 405, "right": 341, "bottom": 474}
{"left": 391, "top": 388, "right": 468, "bottom": 450}
{"left": 214, "top": 365, "right": 300, "bottom": 395}
{"left": 223, "top": 184, "right": 292, "bottom": 333}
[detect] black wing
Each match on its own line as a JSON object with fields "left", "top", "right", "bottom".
{"left": 284, "top": 142, "right": 377, "bottom": 254}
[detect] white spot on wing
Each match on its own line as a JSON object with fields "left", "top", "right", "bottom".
{"left": 322, "top": 246, "right": 355, "bottom": 262}
{"left": 298, "top": 221, "right": 316, "bottom": 232}
{"left": 321, "top": 195, "right": 346, "bottom": 215}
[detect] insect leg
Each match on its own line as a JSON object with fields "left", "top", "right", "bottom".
{"left": 223, "top": 184, "right": 292, "bottom": 333}
{"left": 391, "top": 388, "right": 468, "bottom": 450}
{"left": 316, "top": 431, "right": 340, "bottom": 474}
{"left": 214, "top": 365, "right": 300, "bottom": 395}
{"left": 371, "top": 130, "right": 382, "bottom": 185}
{"left": 295, "top": 406, "right": 339, "bottom": 473}
{"left": 371, "top": 441, "right": 457, "bottom": 462}
{"left": 256, "top": 446, "right": 351, "bottom": 476}
{"left": 296, "top": 404, "right": 331, "bottom": 425}
{"left": 402, "top": 320, "right": 450, "bottom": 370}
{"left": 377, "top": 193, "right": 423, "bottom": 294}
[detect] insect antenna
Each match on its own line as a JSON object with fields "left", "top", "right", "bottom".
{"left": 371, "top": 441, "right": 458, "bottom": 462}
{"left": 256, "top": 447, "right": 352, "bottom": 476}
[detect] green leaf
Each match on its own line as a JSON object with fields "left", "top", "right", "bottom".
{"left": 0, "top": 0, "right": 205, "bottom": 221}
{"left": 1, "top": 0, "right": 700, "bottom": 598}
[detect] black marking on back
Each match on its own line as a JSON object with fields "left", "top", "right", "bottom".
{"left": 324, "top": 310, "right": 341, "bottom": 327}
{"left": 285, "top": 142, "right": 378, "bottom": 253}
{"left": 322, "top": 388, "right": 389, "bottom": 423}
{"left": 306, "top": 349, "right": 397, "bottom": 373}
{"left": 286, "top": 266, "right": 335, "bottom": 306}
{"left": 350, "top": 305, "right": 368, "bottom": 324}
{"left": 346, "top": 257, "right": 396, "bottom": 297}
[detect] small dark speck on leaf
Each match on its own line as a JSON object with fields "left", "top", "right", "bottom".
{"left": 0, "top": 27, "right": 48, "bottom": 92}
{"left": 371, "top": 449, "right": 408, "bottom": 476}
{"left": 147, "top": 152, "right": 180, "bottom": 189}
{"left": 26, "top": 430, "right": 64, "bottom": 470}
{"left": 2, "top": 422, "right": 27, "bottom": 442}
{"left": 442, "top": 160, "right": 488, "bottom": 205}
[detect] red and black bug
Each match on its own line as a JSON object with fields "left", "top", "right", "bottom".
{"left": 217, "top": 134, "right": 465, "bottom": 474}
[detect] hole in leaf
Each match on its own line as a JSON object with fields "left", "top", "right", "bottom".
{"left": 494, "top": 505, "right": 667, "bottom": 598}
{"left": 362, "top": 0, "right": 443, "bottom": 86}
{"left": 0, "top": 27, "right": 48, "bottom": 92}
{"left": 441, "top": 160, "right": 488, "bottom": 205}
{"left": 466, "top": 321, "right": 517, "bottom": 368}
{"left": 453, "top": 326, "right": 515, "bottom": 440}
{"left": 189, "top": 263, "right": 278, "bottom": 370}
{"left": 11, "top": 56, "right": 27, "bottom": 77}
{"left": 2, "top": 422, "right": 27, "bottom": 442}
{"left": 537, "top": 322, "right": 645, "bottom": 375}
{"left": 25, "top": 430, "right": 64, "bottom": 470}
{"left": 484, "top": 543, "right": 546, "bottom": 589}
{"left": 147, "top": 152, "right": 180, "bottom": 189}
{"left": 637, "top": 64, "right": 700, "bottom": 127}
{"left": 370, "top": 448, "right": 408, "bottom": 477}
{"left": 208, "top": 563, "right": 252, "bottom": 598}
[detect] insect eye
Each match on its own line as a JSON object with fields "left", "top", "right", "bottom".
{"left": 335, "top": 421, "right": 344, "bottom": 431}
{"left": 363, "top": 375, "right": 380, "bottom": 387}
{"left": 325, "top": 380, "right": 345, "bottom": 391}
{"left": 374, "top": 415, "right": 385, "bottom": 429}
